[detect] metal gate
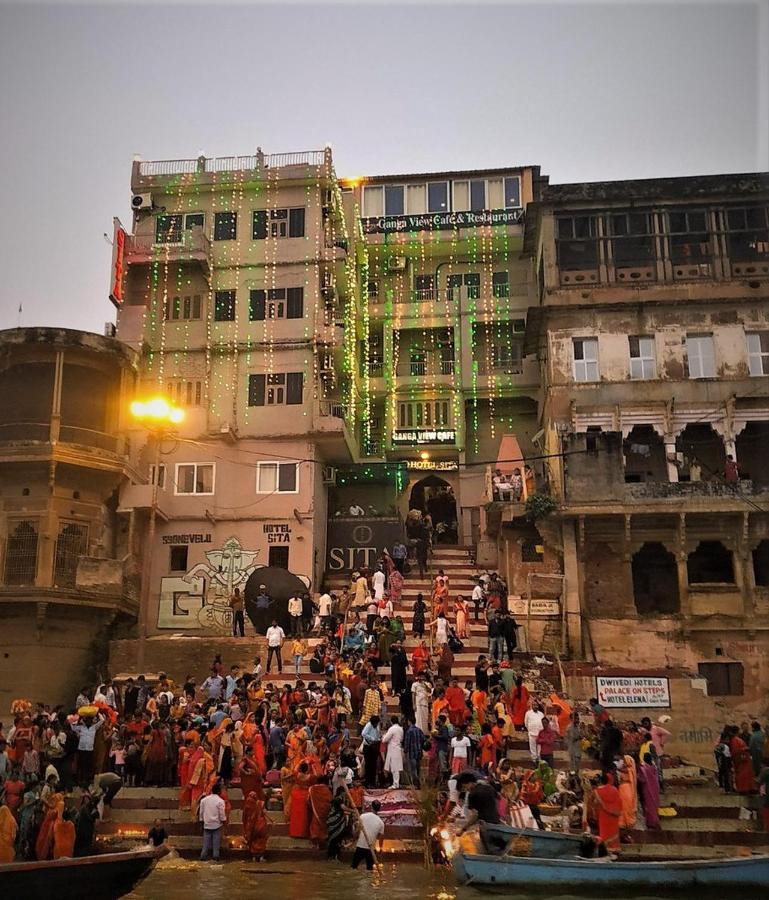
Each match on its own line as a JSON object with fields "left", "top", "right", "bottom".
{"left": 3, "top": 520, "right": 39, "bottom": 585}
{"left": 53, "top": 522, "right": 89, "bottom": 588}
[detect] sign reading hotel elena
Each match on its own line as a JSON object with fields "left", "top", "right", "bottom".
{"left": 361, "top": 208, "right": 524, "bottom": 235}
{"left": 596, "top": 676, "right": 671, "bottom": 709}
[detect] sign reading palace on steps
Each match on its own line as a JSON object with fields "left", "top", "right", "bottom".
{"left": 361, "top": 208, "right": 524, "bottom": 235}
{"left": 326, "top": 517, "right": 404, "bottom": 572}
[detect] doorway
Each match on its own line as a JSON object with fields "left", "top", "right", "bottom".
{"left": 408, "top": 475, "right": 458, "bottom": 544}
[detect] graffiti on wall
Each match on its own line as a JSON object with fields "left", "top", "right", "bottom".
{"left": 157, "top": 536, "right": 261, "bottom": 631}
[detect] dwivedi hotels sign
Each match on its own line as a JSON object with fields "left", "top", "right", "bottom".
{"left": 596, "top": 676, "right": 671, "bottom": 708}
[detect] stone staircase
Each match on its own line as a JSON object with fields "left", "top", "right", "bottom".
{"left": 102, "top": 546, "right": 769, "bottom": 859}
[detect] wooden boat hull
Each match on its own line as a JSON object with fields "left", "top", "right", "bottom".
{"left": 480, "top": 823, "right": 585, "bottom": 859}
{"left": 0, "top": 846, "right": 166, "bottom": 900}
{"left": 453, "top": 851, "right": 769, "bottom": 892}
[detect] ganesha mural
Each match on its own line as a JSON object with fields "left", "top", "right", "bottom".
{"left": 157, "top": 536, "right": 261, "bottom": 631}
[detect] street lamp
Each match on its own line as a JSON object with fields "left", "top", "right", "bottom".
{"left": 130, "top": 396, "right": 185, "bottom": 670}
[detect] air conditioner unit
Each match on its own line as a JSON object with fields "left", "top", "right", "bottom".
{"left": 388, "top": 256, "right": 407, "bottom": 272}
{"left": 322, "top": 466, "right": 337, "bottom": 485}
{"left": 131, "top": 193, "right": 153, "bottom": 211}
{"left": 103, "top": 322, "right": 116, "bottom": 337}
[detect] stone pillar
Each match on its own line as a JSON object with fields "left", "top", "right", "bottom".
{"left": 676, "top": 555, "right": 691, "bottom": 617}
{"left": 562, "top": 518, "right": 583, "bottom": 658}
{"left": 664, "top": 436, "right": 679, "bottom": 482}
{"left": 732, "top": 551, "right": 749, "bottom": 616}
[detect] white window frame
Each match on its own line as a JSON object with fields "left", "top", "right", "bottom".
{"left": 256, "top": 461, "right": 300, "bottom": 494}
{"left": 174, "top": 462, "right": 216, "bottom": 496}
{"left": 573, "top": 337, "right": 599, "bottom": 382}
{"left": 427, "top": 181, "right": 450, "bottom": 213}
{"left": 686, "top": 333, "right": 716, "bottom": 379}
{"left": 452, "top": 179, "right": 488, "bottom": 212}
{"left": 384, "top": 184, "right": 406, "bottom": 216}
{"left": 363, "top": 186, "right": 383, "bottom": 217}
{"left": 155, "top": 212, "right": 205, "bottom": 245}
{"left": 629, "top": 336, "right": 656, "bottom": 380}
{"left": 747, "top": 332, "right": 769, "bottom": 376}
{"left": 503, "top": 176, "right": 521, "bottom": 209}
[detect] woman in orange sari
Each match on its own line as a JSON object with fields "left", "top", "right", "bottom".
{"left": 188, "top": 744, "right": 215, "bottom": 820}
{"left": 454, "top": 596, "right": 469, "bottom": 639}
{"left": 411, "top": 641, "right": 430, "bottom": 677}
{"left": 618, "top": 755, "right": 638, "bottom": 836}
{"left": 285, "top": 725, "right": 306, "bottom": 767}
{"left": 52, "top": 801, "right": 76, "bottom": 859}
{"left": 0, "top": 804, "right": 17, "bottom": 862}
{"left": 35, "top": 791, "right": 62, "bottom": 860}
{"left": 242, "top": 789, "right": 271, "bottom": 860}
{"left": 288, "top": 761, "right": 315, "bottom": 839}
{"left": 308, "top": 780, "right": 333, "bottom": 844}
{"left": 432, "top": 578, "right": 449, "bottom": 618}
{"left": 509, "top": 677, "right": 530, "bottom": 731}
{"left": 594, "top": 772, "right": 623, "bottom": 851}
{"left": 471, "top": 687, "right": 488, "bottom": 726}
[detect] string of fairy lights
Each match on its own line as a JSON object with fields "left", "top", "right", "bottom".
{"left": 131, "top": 157, "right": 528, "bottom": 490}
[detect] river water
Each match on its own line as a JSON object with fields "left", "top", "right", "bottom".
{"left": 127, "top": 855, "right": 666, "bottom": 900}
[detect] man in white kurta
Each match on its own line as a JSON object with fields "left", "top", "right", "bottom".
{"left": 411, "top": 676, "right": 431, "bottom": 735}
{"left": 372, "top": 568, "right": 386, "bottom": 601}
{"left": 382, "top": 716, "right": 405, "bottom": 789}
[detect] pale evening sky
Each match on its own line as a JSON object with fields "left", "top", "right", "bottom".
{"left": 0, "top": 0, "right": 767, "bottom": 332}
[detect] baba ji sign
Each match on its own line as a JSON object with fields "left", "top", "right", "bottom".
{"left": 595, "top": 676, "right": 671, "bottom": 709}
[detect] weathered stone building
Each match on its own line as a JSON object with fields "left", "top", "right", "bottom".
{"left": 524, "top": 172, "right": 769, "bottom": 709}
{"left": 0, "top": 328, "right": 138, "bottom": 707}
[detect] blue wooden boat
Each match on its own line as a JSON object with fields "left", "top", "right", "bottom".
{"left": 0, "top": 846, "right": 167, "bottom": 900}
{"left": 453, "top": 850, "right": 769, "bottom": 892}
{"left": 479, "top": 822, "right": 584, "bottom": 859}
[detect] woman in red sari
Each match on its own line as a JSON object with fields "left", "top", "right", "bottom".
{"left": 432, "top": 578, "right": 449, "bottom": 618}
{"left": 308, "top": 780, "right": 333, "bottom": 844}
{"left": 288, "top": 761, "right": 315, "bottom": 838}
{"left": 2, "top": 770, "right": 24, "bottom": 819}
{"left": 242, "top": 790, "right": 271, "bottom": 860}
{"left": 594, "top": 772, "right": 623, "bottom": 851}
{"left": 239, "top": 745, "right": 265, "bottom": 799}
{"left": 411, "top": 641, "right": 430, "bottom": 677}
{"left": 52, "top": 801, "right": 76, "bottom": 859}
{"left": 35, "top": 791, "right": 62, "bottom": 860}
{"left": 730, "top": 726, "right": 755, "bottom": 793}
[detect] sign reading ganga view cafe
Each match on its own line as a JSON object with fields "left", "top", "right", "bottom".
{"left": 361, "top": 208, "right": 524, "bottom": 235}
{"left": 596, "top": 676, "right": 671, "bottom": 709}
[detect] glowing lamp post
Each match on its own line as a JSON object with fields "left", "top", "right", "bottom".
{"left": 130, "top": 396, "right": 185, "bottom": 670}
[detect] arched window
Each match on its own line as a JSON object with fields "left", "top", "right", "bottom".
{"left": 687, "top": 541, "right": 734, "bottom": 583}
{"left": 632, "top": 543, "right": 679, "bottom": 614}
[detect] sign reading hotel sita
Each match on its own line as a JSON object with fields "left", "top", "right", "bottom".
{"left": 596, "top": 676, "right": 671, "bottom": 709}
{"left": 361, "top": 208, "right": 524, "bottom": 235}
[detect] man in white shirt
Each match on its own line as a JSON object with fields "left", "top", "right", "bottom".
{"left": 524, "top": 703, "right": 545, "bottom": 763}
{"left": 265, "top": 620, "right": 285, "bottom": 674}
{"left": 450, "top": 727, "right": 472, "bottom": 775}
{"left": 318, "top": 591, "right": 333, "bottom": 629}
{"left": 288, "top": 594, "right": 304, "bottom": 636}
{"left": 471, "top": 580, "right": 485, "bottom": 622}
{"left": 382, "top": 715, "right": 404, "bottom": 789}
{"left": 199, "top": 783, "right": 227, "bottom": 861}
{"left": 351, "top": 800, "right": 385, "bottom": 870}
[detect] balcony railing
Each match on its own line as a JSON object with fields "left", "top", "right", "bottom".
{"left": 125, "top": 227, "right": 211, "bottom": 261}
{"left": 625, "top": 479, "right": 757, "bottom": 499}
{"left": 137, "top": 150, "right": 327, "bottom": 177}
{"left": 396, "top": 359, "right": 455, "bottom": 377}
{"left": 0, "top": 421, "right": 120, "bottom": 454}
{"left": 318, "top": 400, "right": 345, "bottom": 419}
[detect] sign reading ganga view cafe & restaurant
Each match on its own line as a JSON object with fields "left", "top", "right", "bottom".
{"left": 361, "top": 208, "right": 524, "bottom": 235}
{"left": 596, "top": 676, "right": 671, "bottom": 709}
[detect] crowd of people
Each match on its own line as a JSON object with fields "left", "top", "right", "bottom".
{"left": 2, "top": 543, "right": 768, "bottom": 868}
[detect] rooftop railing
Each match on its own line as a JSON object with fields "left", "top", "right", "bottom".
{"left": 138, "top": 150, "right": 328, "bottom": 178}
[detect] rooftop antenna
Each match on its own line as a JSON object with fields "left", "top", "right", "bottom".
{"left": 17, "top": 302, "right": 22, "bottom": 327}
